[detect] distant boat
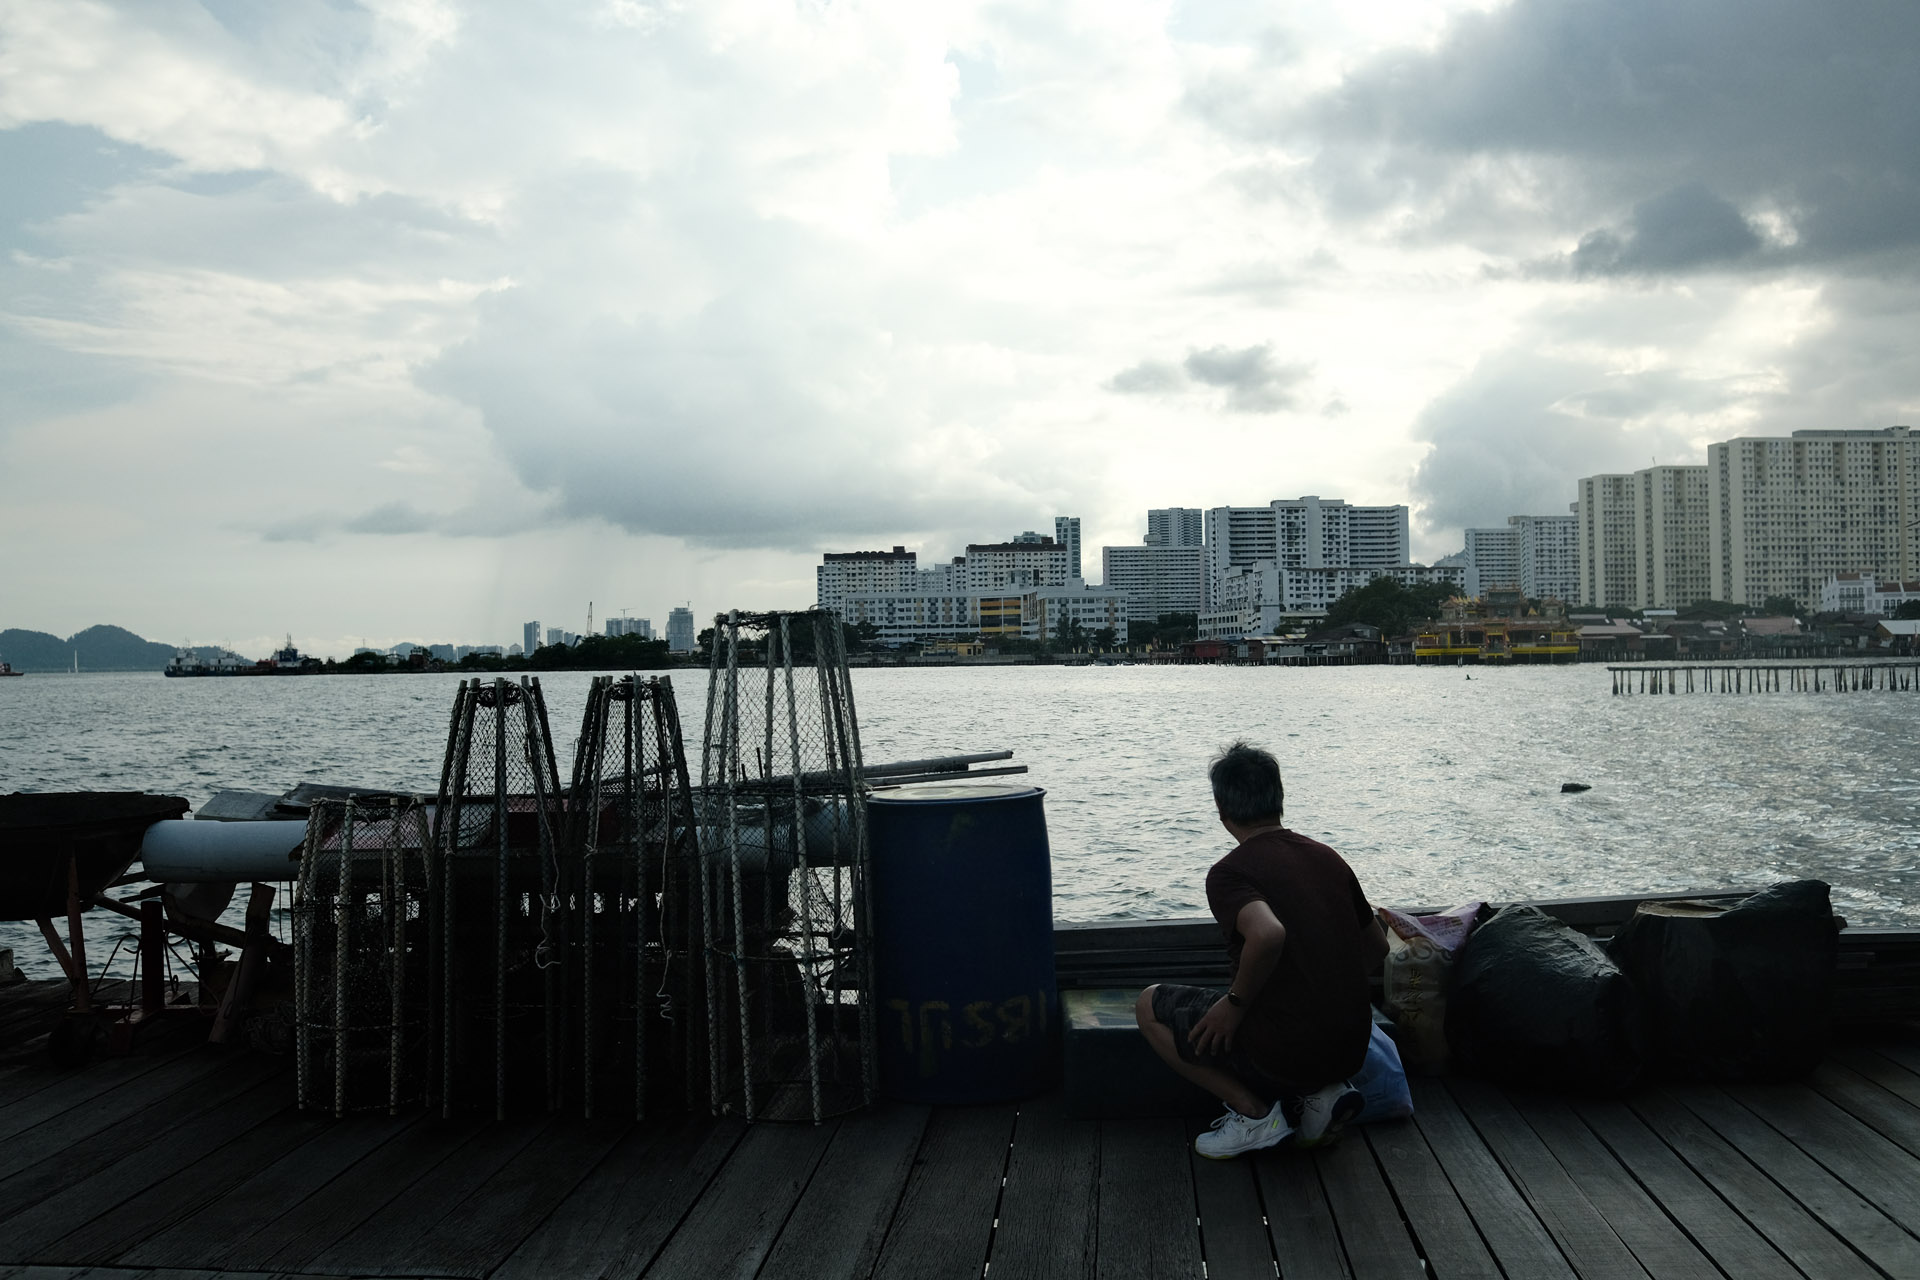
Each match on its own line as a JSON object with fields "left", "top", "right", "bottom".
{"left": 165, "top": 634, "right": 323, "bottom": 677}
{"left": 0, "top": 656, "right": 21, "bottom": 677}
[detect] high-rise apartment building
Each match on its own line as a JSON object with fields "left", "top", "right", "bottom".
{"left": 1053, "top": 516, "right": 1082, "bottom": 580}
{"left": 1146, "top": 508, "right": 1204, "bottom": 548}
{"left": 1576, "top": 467, "right": 1710, "bottom": 610}
{"left": 522, "top": 620, "right": 541, "bottom": 655}
{"left": 605, "top": 617, "right": 653, "bottom": 639}
{"left": 816, "top": 546, "right": 918, "bottom": 616}
{"left": 1102, "top": 545, "right": 1206, "bottom": 621}
{"left": 1516, "top": 514, "right": 1579, "bottom": 602}
{"left": 962, "top": 539, "right": 1071, "bottom": 592}
{"left": 1462, "top": 526, "right": 1522, "bottom": 592}
{"left": 1708, "top": 427, "right": 1920, "bottom": 608}
{"left": 666, "top": 607, "right": 695, "bottom": 654}
{"left": 1463, "top": 515, "right": 1578, "bottom": 600}
{"left": 1203, "top": 497, "right": 1410, "bottom": 604}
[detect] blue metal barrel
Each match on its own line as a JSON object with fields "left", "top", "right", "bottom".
{"left": 867, "top": 782, "right": 1058, "bottom": 1104}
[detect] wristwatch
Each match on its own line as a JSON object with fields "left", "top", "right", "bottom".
{"left": 1225, "top": 989, "right": 1246, "bottom": 1008}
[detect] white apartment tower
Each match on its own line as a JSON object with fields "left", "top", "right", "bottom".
{"left": 962, "top": 539, "right": 1071, "bottom": 592}
{"left": 1576, "top": 467, "right": 1711, "bottom": 610}
{"left": 1708, "top": 427, "right": 1920, "bottom": 608}
{"left": 522, "top": 620, "right": 541, "bottom": 655}
{"left": 1464, "top": 515, "right": 1578, "bottom": 600}
{"left": 1053, "top": 516, "right": 1083, "bottom": 580}
{"left": 1203, "top": 497, "right": 1410, "bottom": 604}
{"left": 1146, "top": 508, "right": 1204, "bottom": 548}
{"left": 816, "top": 546, "right": 918, "bottom": 616}
{"left": 1462, "top": 526, "right": 1522, "bottom": 592}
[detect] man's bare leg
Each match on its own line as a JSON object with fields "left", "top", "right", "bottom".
{"left": 1135, "top": 985, "right": 1272, "bottom": 1118}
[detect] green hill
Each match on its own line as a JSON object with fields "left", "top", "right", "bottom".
{"left": 0, "top": 625, "right": 180, "bottom": 672}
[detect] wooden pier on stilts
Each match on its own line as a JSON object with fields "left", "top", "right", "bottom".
{"left": 1610, "top": 662, "right": 1920, "bottom": 695}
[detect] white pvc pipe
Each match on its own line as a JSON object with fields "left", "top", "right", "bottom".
{"left": 139, "top": 819, "right": 306, "bottom": 882}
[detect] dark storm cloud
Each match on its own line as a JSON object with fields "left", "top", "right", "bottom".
{"left": 1407, "top": 351, "right": 1708, "bottom": 536}
{"left": 1106, "top": 342, "right": 1309, "bottom": 413}
{"left": 1568, "top": 183, "right": 1762, "bottom": 278}
{"left": 1233, "top": 0, "right": 1920, "bottom": 268}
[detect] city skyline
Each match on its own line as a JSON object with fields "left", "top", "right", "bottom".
{"left": 5, "top": 4, "right": 1917, "bottom": 645}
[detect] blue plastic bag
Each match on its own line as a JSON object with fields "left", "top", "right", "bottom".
{"left": 1353, "top": 1023, "right": 1413, "bottom": 1123}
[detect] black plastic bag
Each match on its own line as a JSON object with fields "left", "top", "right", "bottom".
{"left": 1608, "top": 880, "right": 1837, "bottom": 1082}
{"left": 1446, "top": 905, "right": 1646, "bottom": 1093}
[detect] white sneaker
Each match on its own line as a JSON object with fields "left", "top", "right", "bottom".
{"left": 1293, "top": 1080, "right": 1364, "bottom": 1148}
{"left": 1194, "top": 1102, "right": 1294, "bottom": 1160}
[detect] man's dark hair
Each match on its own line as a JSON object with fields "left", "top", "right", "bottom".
{"left": 1209, "top": 740, "right": 1284, "bottom": 825}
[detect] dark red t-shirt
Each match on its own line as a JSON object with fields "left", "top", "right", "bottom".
{"left": 1205, "top": 828, "right": 1374, "bottom": 1089}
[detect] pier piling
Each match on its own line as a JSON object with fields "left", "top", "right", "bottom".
{"left": 1607, "top": 661, "right": 1920, "bottom": 695}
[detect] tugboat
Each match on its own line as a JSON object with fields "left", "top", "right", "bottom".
{"left": 268, "top": 635, "right": 324, "bottom": 673}
{"left": 0, "top": 655, "right": 21, "bottom": 677}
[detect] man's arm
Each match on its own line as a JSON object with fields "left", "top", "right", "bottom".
{"left": 1362, "top": 915, "right": 1389, "bottom": 976}
{"left": 1189, "top": 899, "right": 1285, "bottom": 1056}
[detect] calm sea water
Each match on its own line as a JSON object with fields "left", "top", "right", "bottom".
{"left": 4, "top": 665, "right": 1918, "bottom": 978}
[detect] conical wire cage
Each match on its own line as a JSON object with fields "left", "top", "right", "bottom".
{"left": 567, "top": 673, "right": 705, "bottom": 1119}
{"left": 432, "top": 676, "right": 568, "bottom": 1119}
{"left": 293, "top": 795, "right": 434, "bottom": 1117}
{"left": 700, "top": 609, "right": 876, "bottom": 1122}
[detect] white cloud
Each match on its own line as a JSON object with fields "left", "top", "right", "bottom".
{"left": 0, "top": 0, "right": 1916, "bottom": 641}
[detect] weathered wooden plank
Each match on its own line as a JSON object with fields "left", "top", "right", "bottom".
{"left": 384, "top": 1117, "right": 632, "bottom": 1278}
{"left": 122, "top": 1113, "right": 424, "bottom": 1271}
{"left": 1874, "top": 1039, "right": 1920, "bottom": 1080}
{"left": 1663, "top": 1086, "right": 1920, "bottom": 1278}
{"left": 1508, "top": 1095, "right": 1716, "bottom": 1280}
{"left": 1831, "top": 1045, "right": 1920, "bottom": 1111}
{"left": 1185, "top": 1118, "right": 1274, "bottom": 1280}
{"left": 1313, "top": 1136, "right": 1423, "bottom": 1280}
{"left": 1729, "top": 1080, "right": 1920, "bottom": 1238}
{"left": 870, "top": 1103, "right": 1012, "bottom": 1280}
{"left": 1252, "top": 1148, "right": 1348, "bottom": 1280}
{"left": 639, "top": 1119, "right": 836, "bottom": 1280}
{"left": 1093, "top": 1117, "right": 1203, "bottom": 1280}
{"left": 987, "top": 1094, "right": 1099, "bottom": 1280}
{"left": 307, "top": 1116, "right": 551, "bottom": 1277}
{"left": 1572, "top": 1098, "right": 1800, "bottom": 1280}
{"left": 235, "top": 1116, "right": 485, "bottom": 1273}
{"left": 1362, "top": 1116, "right": 1501, "bottom": 1280}
{"left": 759, "top": 1103, "right": 930, "bottom": 1280}
{"left": 1405, "top": 1079, "right": 1574, "bottom": 1280}
{"left": 0, "top": 1052, "right": 281, "bottom": 1225}
{"left": 0, "top": 1070, "right": 295, "bottom": 1261}
{"left": 0, "top": 1041, "right": 202, "bottom": 1145}
{"left": 1445, "top": 1079, "right": 1647, "bottom": 1280}
{"left": 38, "top": 1092, "right": 331, "bottom": 1266}
{"left": 0, "top": 1048, "right": 241, "bottom": 1181}
{"left": 1808, "top": 1060, "right": 1920, "bottom": 1160}
{"left": 492, "top": 1116, "right": 745, "bottom": 1280}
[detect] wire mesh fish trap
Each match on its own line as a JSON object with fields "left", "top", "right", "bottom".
{"left": 293, "top": 795, "right": 434, "bottom": 1117}
{"left": 432, "top": 676, "right": 568, "bottom": 1118}
{"left": 567, "top": 674, "right": 705, "bottom": 1119}
{"left": 700, "top": 609, "right": 876, "bottom": 1122}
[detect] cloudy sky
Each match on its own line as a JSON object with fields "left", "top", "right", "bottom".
{"left": 4, "top": 0, "right": 1916, "bottom": 656}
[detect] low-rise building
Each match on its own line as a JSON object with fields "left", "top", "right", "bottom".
{"left": 1820, "top": 573, "right": 1920, "bottom": 616}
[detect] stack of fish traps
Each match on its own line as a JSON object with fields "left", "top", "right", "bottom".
{"left": 290, "top": 618, "right": 877, "bottom": 1125}
{"left": 700, "top": 609, "right": 877, "bottom": 1122}
{"left": 567, "top": 674, "right": 705, "bottom": 1119}
{"left": 292, "top": 795, "right": 434, "bottom": 1116}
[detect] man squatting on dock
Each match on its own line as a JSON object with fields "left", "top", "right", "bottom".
{"left": 1135, "top": 741, "right": 1390, "bottom": 1159}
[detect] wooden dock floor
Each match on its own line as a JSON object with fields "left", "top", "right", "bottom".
{"left": 4, "top": 978, "right": 1920, "bottom": 1279}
